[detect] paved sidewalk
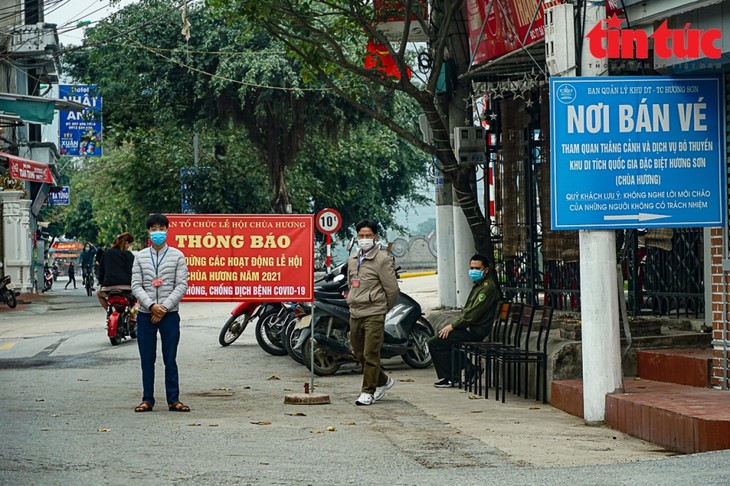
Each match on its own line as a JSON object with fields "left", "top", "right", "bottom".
{"left": 0, "top": 273, "right": 690, "bottom": 467}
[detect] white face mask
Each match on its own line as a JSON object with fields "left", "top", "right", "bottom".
{"left": 358, "top": 238, "right": 374, "bottom": 251}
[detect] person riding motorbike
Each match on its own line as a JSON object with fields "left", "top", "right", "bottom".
{"left": 97, "top": 233, "right": 135, "bottom": 311}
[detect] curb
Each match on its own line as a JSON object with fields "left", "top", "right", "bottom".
{"left": 400, "top": 271, "right": 437, "bottom": 279}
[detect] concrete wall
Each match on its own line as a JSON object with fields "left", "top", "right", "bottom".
{"left": 392, "top": 235, "right": 437, "bottom": 270}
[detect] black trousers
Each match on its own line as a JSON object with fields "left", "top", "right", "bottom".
{"left": 427, "top": 327, "right": 482, "bottom": 381}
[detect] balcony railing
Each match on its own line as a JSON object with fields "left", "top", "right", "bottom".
{"left": 10, "top": 22, "right": 58, "bottom": 56}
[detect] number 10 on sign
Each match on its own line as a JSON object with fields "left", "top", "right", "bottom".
{"left": 315, "top": 208, "right": 342, "bottom": 273}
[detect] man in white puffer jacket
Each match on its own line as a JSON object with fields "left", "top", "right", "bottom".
{"left": 131, "top": 213, "right": 189, "bottom": 413}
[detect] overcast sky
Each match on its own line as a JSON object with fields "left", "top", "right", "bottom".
{"left": 46, "top": 0, "right": 138, "bottom": 45}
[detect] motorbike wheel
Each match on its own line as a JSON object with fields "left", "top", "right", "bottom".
{"left": 218, "top": 312, "right": 252, "bottom": 346}
{"left": 109, "top": 336, "right": 120, "bottom": 346}
{"left": 301, "top": 336, "right": 341, "bottom": 376}
{"left": 4, "top": 290, "right": 17, "bottom": 309}
{"left": 283, "top": 318, "right": 305, "bottom": 365}
{"left": 130, "top": 325, "right": 137, "bottom": 339}
{"left": 255, "top": 310, "right": 289, "bottom": 356}
{"left": 402, "top": 317, "right": 435, "bottom": 369}
{"left": 86, "top": 283, "right": 93, "bottom": 297}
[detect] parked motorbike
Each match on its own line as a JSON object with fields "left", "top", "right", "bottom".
{"left": 283, "top": 269, "right": 350, "bottom": 364}
{"left": 106, "top": 290, "right": 137, "bottom": 346}
{"left": 219, "top": 302, "right": 276, "bottom": 346}
{"left": 0, "top": 275, "right": 18, "bottom": 308}
{"left": 217, "top": 260, "right": 349, "bottom": 356}
{"left": 297, "top": 287, "right": 434, "bottom": 376}
{"left": 283, "top": 302, "right": 311, "bottom": 364}
{"left": 42, "top": 266, "right": 53, "bottom": 292}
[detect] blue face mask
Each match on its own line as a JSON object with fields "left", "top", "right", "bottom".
{"left": 469, "top": 269, "right": 484, "bottom": 282}
{"left": 150, "top": 231, "right": 167, "bottom": 245}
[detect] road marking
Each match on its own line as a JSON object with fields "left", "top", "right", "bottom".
{"left": 0, "top": 342, "right": 16, "bottom": 350}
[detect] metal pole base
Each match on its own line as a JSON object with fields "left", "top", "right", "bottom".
{"left": 283, "top": 392, "right": 331, "bottom": 405}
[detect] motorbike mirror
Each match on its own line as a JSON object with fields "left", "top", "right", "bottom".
{"left": 346, "top": 236, "right": 355, "bottom": 252}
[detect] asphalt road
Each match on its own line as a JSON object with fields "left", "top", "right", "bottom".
{"left": 1, "top": 277, "right": 729, "bottom": 485}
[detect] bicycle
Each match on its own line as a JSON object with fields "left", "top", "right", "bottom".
{"left": 83, "top": 266, "right": 95, "bottom": 297}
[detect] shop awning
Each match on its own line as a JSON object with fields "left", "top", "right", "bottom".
{"left": 0, "top": 93, "right": 86, "bottom": 124}
{"left": 0, "top": 151, "right": 56, "bottom": 184}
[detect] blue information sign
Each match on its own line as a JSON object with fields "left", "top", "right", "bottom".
{"left": 59, "top": 84, "right": 103, "bottom": 157}
{"left": 48, "top": 186, "right": 70, "bottom": 206}
{"left": 550, "top": 76, "right": 725, "bottom": 230}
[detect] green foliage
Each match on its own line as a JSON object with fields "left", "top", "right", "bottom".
{"left": 415, "top": 217, "right": 436, "bottom": 236}
{"left": 61, "top": 127, "right": 271, "bottom": 246}
{"left": 59, "top": 0, "right": 430, "bottom": 240}
{"left": 64, "top": 198, "right": 99, "bottom": 243}
{"left": 206, "top": 0, "right": 495, "bottom": 257}
{"left": 289, "top": 105, "right": 430, "bottom": 238}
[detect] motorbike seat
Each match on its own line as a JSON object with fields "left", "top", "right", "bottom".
{"left": 107, "top": 290, "right": 136, "bottom": 307}
{"left": 317, "top": 280, "right": 346, "bottom": 292}
{"left": 314, "top": 290, "right": 345, "bottom": 301}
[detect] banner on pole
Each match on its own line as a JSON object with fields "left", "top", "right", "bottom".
{"left": 166, "top": 214, "right": 314, "bottom": 302}
{"left": 59, "top": 84, "right": 103, "bottom": 157}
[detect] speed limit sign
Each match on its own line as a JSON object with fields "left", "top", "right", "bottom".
{"left": 315, "top": 208, "right": 342, "bottom": 235}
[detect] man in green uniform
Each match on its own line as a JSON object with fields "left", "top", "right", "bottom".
{"left": 428, "top": 253, "right": 500, "bottom": 388}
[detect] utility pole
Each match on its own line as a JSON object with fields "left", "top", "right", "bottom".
{"left": 577, "top": 0, "right": 623, "bottom": 424}
{"left": 449, "top": 86, "right": 477, "bottom": 307}
{"left": 419, "top": 111, "right": 457, "bottom": 308}
{"left": 436, "top": 170, "right": 457, "bottom": 307}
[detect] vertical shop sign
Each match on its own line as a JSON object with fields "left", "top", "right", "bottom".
{"left": 59, "top": 84, "right": 103, "bottom": 157}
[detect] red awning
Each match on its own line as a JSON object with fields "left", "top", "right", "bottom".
{"left": 1, "top": 151, "right": 55, "bottom": 184}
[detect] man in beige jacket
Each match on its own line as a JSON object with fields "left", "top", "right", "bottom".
{"left": 346, "top": 219, "right": 399, "bottom": 406}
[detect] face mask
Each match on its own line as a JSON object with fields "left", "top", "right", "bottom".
{"left": 469, "top": 269, "right": 484, "bottom": 282}
{"left": 358, "top": 238, "right": 374, "bottom": 251}
{"left": 150, "top": 231, "right": 167, "bottom": 246}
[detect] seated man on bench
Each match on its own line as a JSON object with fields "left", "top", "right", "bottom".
{"left": 427, "top": 253, "right": 500, "bottom": 388}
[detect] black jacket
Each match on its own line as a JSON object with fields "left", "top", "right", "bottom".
{"left": 99, "top": 248, "right": 134, "bottom": 287}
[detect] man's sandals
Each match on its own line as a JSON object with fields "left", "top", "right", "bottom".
{"left": 134, "top": 401, "right": 190, "bottom": 412}
{"left": 134, "top": 402, "right": 153, "bottom": 412}
{"left": 168, "top": 402, "right": 190, "bottom": 412}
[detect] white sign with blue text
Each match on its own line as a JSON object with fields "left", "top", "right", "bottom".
{"left": 550, "top": 76, "right": 725, "bottom": 230}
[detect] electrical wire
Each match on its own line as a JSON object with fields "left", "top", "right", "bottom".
{"left": 0, "top": 0, "right": 88, "bottom": 56}
{"left": 116, "top": 34, "right": 331, "bottom": 92}
{"left": 51, "top": 0, "right": 124, "bottom": 44}
{"left": 104, "top": 41, "right": 285, "bottom": 56}
{"left": 0, "top": 0, "right": 67, "bottom": 26}
{"left": 53, "top": 1, "right": 192, "bottom": 57}
{"left": 0, "top": 0, "right": 328, "bottom": 93}
{"left": 56, "top": 0, "right": 113, "bottom": 29}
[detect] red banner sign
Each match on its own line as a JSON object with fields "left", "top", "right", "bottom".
{"left": 166, "top": 214, "right": 314, "bottom": 302}
{"left": 466, "top": 0, "right": 549, "bottom": 65}
{"left": 51, "top": 241, "right": 84, "bottom": 251}
{"left": 7, "top": 156, "right": 54, "bottom": 184}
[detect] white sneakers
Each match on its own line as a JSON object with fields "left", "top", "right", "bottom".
{"left": 374, "top": 377, "right": 395, "bottom": 401}
{"left": 355, "top": 392, "right": 374, "bottom": 406}
{"left": 356, "top": 377, "right": 395, "bottom": 405}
